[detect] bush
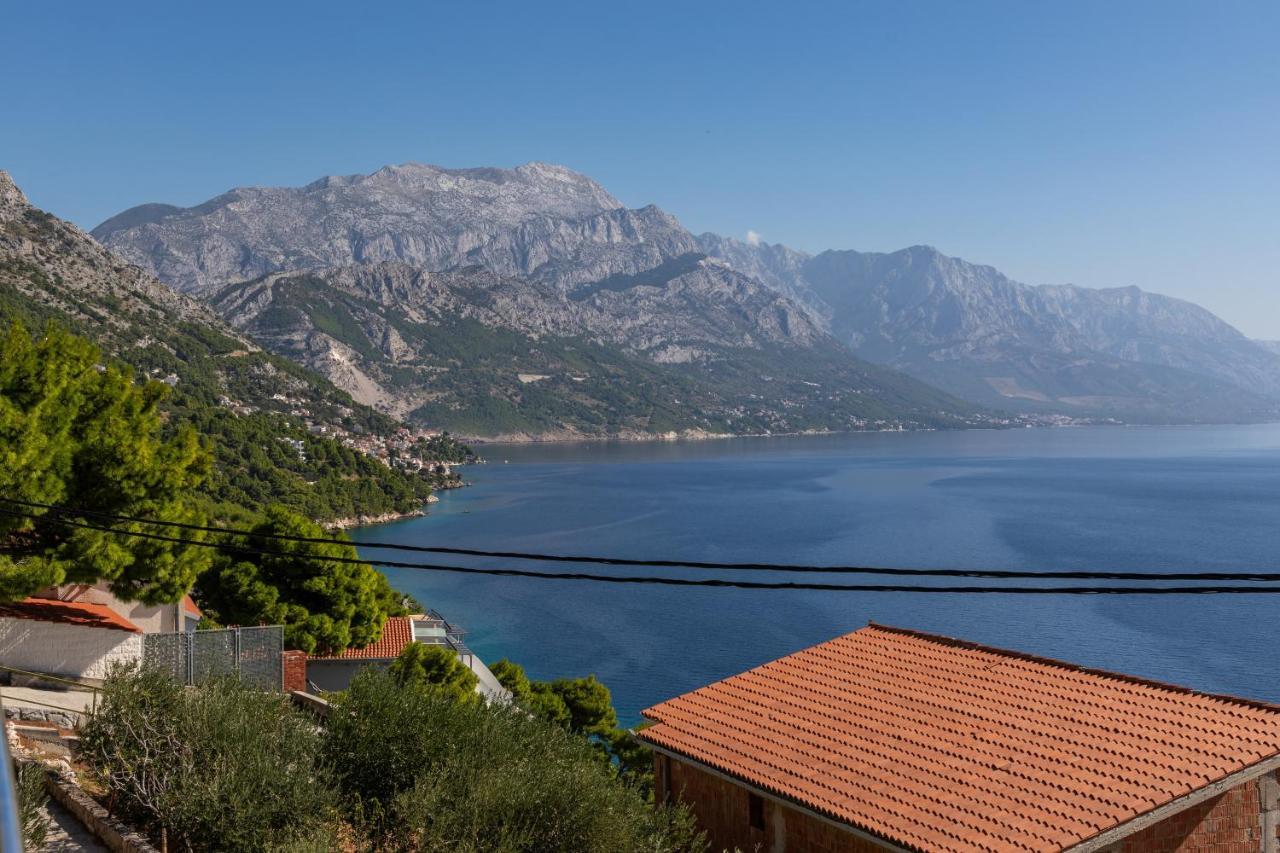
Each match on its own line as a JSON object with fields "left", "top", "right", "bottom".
{"left": 16, "top": 762, "right": 50, "bottom": 851}
{"left": 388, "top": 642, "right": 478, "bottom": 700}
{"left": 323, "top": 671, "right": 703, "bottom": 852}
{"left": 79, "top": 663, "right": 338, "bottom": 852}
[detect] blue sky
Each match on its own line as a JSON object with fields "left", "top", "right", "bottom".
{"left": 3, "top": 1, "right": 1277, "bottom": 335}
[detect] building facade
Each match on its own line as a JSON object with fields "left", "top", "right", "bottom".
{"left": 640, "top": 624, "right": 1280, "bottom": 853}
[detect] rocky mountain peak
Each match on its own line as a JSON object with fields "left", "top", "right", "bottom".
{"left": 0, "top": 170, "right": 30, "bottom": 217}
{"left": 92, "top": 161, "right": 637, "bottom": 292}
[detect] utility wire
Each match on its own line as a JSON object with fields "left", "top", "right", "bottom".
{"left": 3, "top": 505, "right": 1280, "bottom": 594}
{"left": 2, "top": 496, "right": 1280, "bottom": 582}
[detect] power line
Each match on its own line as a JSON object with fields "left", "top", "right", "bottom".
{"left": 4, "top": 504, "right": 1280, "bottom": 594}
{"left": 3, "top": 497, "right": 1280, "bottom": 582}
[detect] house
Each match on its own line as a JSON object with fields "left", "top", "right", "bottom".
{"left": 638, "top": 623, "right": 1280, "bottom": 853}
{"left": 0, "top": 583, "right": 201, "bottom": 684}
{"left": 0, "top": 581, "right": 199, "bottom": 681}
{"left": 31, "top": 583, "right": 201, "bottom": 634}
{"left": 304, "top": 612, "right": 509, "bottom": 701}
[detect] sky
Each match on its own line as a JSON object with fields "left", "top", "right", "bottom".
{"left": 3, "top": 1, "right": 1278, "bottom": 336}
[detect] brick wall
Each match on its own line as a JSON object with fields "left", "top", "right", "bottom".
{"left": 1111, "top": 771, "right": 1279, "bottom": 853}
{"left": 0, "top": 617, "right": 143, "bottom": 681}
{"left": 658, "top": 754, "right": 894, "bottom": 853}
{"left": 282, "top": 650, "right": 307, "bottom": 693}
{"left": 659, "top": 755, "right": 1280, "bottom": 853}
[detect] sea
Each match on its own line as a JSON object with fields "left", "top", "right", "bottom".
{"left": 350, "top": 424, "right": 1280, "bottom": 724}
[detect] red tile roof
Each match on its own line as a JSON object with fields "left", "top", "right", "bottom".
{"left": 0, "top": 597, "right": 142, "bottom": 633}
{"left": 307, "top": 615, "right": 413, "bottom": 660}
{"left": 640, "top": 623, "right": 1280, "bottom": 853}
{"left": 181, "top": 594, "right": 201, "bottom": 618}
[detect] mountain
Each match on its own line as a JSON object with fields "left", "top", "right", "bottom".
{"left": 206, "top": 261, "right": 981, "bottom": 439}
{"left": 1256, "top": 341, "right": 1280, "bottom": 357}
{"left": 699, "top": 241, "right": 1280, "bottom": 423}
{"left": 94, "top": 163, "right": 992, "bottom": 438}
{"left": 94, "top": 163, "right": 673, "bottom": 295}
{"left": 0, "top": 169, "right": 453, "bottom": 522}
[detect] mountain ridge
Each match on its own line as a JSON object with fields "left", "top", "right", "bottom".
{"left": 93, "top": 161, "right": 1280, "bottom": 425}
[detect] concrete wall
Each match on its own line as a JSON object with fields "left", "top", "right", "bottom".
{"left": 0, "top": 617, "right": 142, "bottom": 681}
{"left": 306, "top": 658, "right": 387, "bottom": 693}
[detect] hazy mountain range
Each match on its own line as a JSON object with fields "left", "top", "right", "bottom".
{"left": 1, "top": 167, "right": 982, "bottom": 441}
{"left": 71, "top": 161, "right": 1280, "bottom": 430}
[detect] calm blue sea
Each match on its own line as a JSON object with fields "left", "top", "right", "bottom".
{"left": 351, "top": 425, "right": 1280, "bottom": 724}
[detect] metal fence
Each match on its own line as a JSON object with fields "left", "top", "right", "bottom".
{"left": 143, "top": 626, "right": 284, "bottom": 691}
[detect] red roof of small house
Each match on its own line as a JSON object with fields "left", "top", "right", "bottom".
{"left": 0, "top": 597, "right": 142, "bottom": 633}
{"left": 639, "top": 623, "right": 1280, "bottom": 853}
{"left": 307, "top": 615, "right": 414, "bottom": 661}
{"left": 181, "top": 594, "right": 201, "bottom": 618}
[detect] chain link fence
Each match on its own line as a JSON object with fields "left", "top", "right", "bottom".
{"left": 143, "top": 626, "right": 284, "bottom": 691}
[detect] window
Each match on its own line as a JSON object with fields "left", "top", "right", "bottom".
{"left": 748, "top": 792, "right": 765, "bottom": 831}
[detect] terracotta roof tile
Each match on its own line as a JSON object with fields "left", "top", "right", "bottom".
{"left": 639, "top": 623, "right": 1280, "bottom": 853}
{"left": 181, "top": 594, "right": 201, "bottom": 617}
{"left": 0, "top": 597, "right": 142, "bottom": 633}
{"left": 307, "top": 615, "right": 413, "bottom": 660}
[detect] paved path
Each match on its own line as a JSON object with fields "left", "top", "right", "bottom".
{"left": 36, "top": 797, "right": 110, "bottom": 851}
{"left": 1, "top": 686, "right": 96, "bottom": 717}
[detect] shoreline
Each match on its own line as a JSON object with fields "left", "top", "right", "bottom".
{"left": 452, "top": 417, "right": 1280, "bottom": 447}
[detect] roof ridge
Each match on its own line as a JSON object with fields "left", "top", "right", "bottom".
{"left": 864, "top": 623, "right": 1280, "bottom": 714}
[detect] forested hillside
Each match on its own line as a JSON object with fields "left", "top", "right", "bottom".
{"left": 1, "top": 170, "right": 452, "bottom": 523}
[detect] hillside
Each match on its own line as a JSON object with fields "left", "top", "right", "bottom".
{"left": 95, "top": 163, "right": 994, "bottom": 438}
{"left": 0, "top": 170, "right": 452, "bottom": 522}
{"left": 209, "top": 262, "right": 990, "bottom": 438}
{"left": 699, "top": 239, "right": 1280, "bottom": 423}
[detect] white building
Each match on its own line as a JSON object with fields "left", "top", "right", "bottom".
{"left": 0, "top": 584, "right": 201, "bottom": 684}
{"left": 306, "top": 613, "right": 509, "bottom": 701}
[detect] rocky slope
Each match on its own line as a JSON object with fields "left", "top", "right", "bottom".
{"left": 700, "top": 241, "right": 1280, "bottom": 422}
{"left": 94, "top": 163, "right": 679, "bottom": 295}
{"left": 209, "top": 261, "right": 986, "bottom": 437}
{"left": 95, "top": 163, "right": 992, "bottom": 437}
{"left": 94, "top": 160, "right": 1280, "bottom": 426}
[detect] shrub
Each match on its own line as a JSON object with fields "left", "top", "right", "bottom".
{"left": 388, "top": 642, "right": 478, "bottom": 700}
{"left": 323, "top": 671, "right": 704, "bottom": 852}
{"left": 16, "top": 762, "right": 50, "bottom": 851}
{"left": 80, "top": 663, "right": 338, "bottom": 852}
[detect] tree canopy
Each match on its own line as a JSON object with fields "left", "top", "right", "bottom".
{"left": 389, "top": 642, "right": 478, "bottom": 700}
{"left": 0, "top": 323, "right": 212, "bottom": 603}
{"left": 194, "top": 506, "right": 405, "bottom": 654}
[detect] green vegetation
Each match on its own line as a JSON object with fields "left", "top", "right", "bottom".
{"left": 490, "top": 659, "right": 653, "bottom": 790}
{"left": 16, "top": 763, "right": 50, "bottom": 852}
{"left": 388, "top": 642, "right": 479, "bottom": 700}
{"left": 0, "top": 324, "right": 212, "bottom": 604}
{"left": 242, "top": 275, "right": 984, "bottom": 438}
{"left": 0, "top": 254, "right": 441, "bottom": 523}
{"left": 81, "top": 664, "right": 703, "bottom": 852}
{"left": 415, "top": 430, "right": 477, "bottom": 463}
{"left": 324, "top": 670, "right": 702, "bottom": 851}
{"left": 194, "top": 507, "right": 405, "bottom": 654}
{"left": 80, "top": 665, "right": 337, "bottom": 852}
{"left": 0, "top": 325, "right": 410, "bottom": 653}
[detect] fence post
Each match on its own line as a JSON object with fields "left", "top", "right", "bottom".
{"left": 234, "top": 628, "right": 241, "bottom": 677}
